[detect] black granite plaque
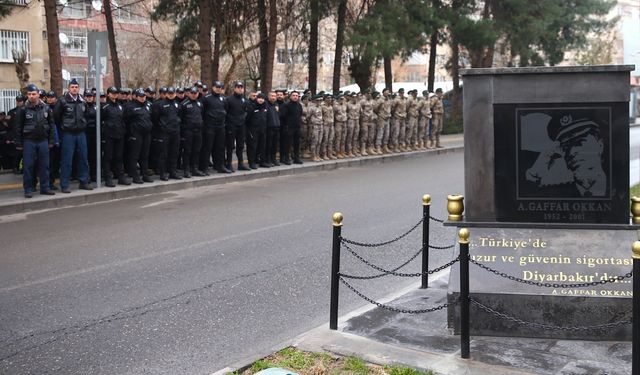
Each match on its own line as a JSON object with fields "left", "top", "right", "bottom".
{"left": 447, "top": 227, "right": 635, "bottom": 340}
{"left": 494, "top": 103, "right": 629, "bottom": 223}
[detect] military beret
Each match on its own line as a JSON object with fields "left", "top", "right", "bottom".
{"left": 313, "top": 94, "right": 324, "bottom": 101}
{"left": 69, "top": 78, "right": 79, "bottom": 86}
{"left": 422, "top": 90, "right": 429, "bottom": 96}
{"left": 398, "top": 88, "right": 404, "bottom": 93}
{"left": 435, "top": 88, "right": 443, "bottom": 93}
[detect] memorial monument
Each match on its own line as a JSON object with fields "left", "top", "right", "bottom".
{"left": 447, "top": 65, "right": 638, "bottom": 340}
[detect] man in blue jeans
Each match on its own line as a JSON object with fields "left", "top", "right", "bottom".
{"left": 54, "top": 78, "right": 93, "bottom": 193}
{"left": 15, "top": 84, "right": 56, "bottom": 198}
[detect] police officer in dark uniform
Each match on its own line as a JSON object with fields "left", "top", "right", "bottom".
{"left": 179, "top": 86, "right": 204, "bottom": 178}
{"left": 7, "top": 95, "right": 25, "bottom": 173}
{"left": 245, "top": 92, "right": 268, "bottom": 169}
{"left": 15, "top": 84, "right": 56, "bottom": 198}
{"left": 265, "top": 91, "right": 280, "bottom": 167}
{"left": 225, "top": 80, "right": 249, "bottom": 171}
{"left": 200, "top": 81, "right": 230, "bottom": 174}
{"left": 125, "top": 88, "right": 153, "bottom": 184}
{"left": 152, "top": 86, "right": 182, "bottom": 180}
{"left": 176, "top": 87, "right": 185, "bottom": 102}
{"left": 102, "top": 86, "right": 130, "bottom": 187}
{"left": 83, "top": 89, "right": 97, "bottom": 182}
{"left": 144, "top": 86, "right": 156, "bottom": 104}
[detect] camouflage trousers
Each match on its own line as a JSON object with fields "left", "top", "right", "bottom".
{"left": 430, "top": 115, "right": 443, "bottom": 143}
{"left": 321, "top": 123, "right": 335, "bottom": 156}
{"left": 334, "top": 121, "right": 346, "bottom": 154}
{"left": 418, "top": 116, "right": 429, "bottom": 144}
{"left": 374, "top": 117, "right": 390, "bottom": 148}
{"left": 359, "top": 121, "right": 373, "bottom": 149}
{"left": 309, "top": 124, "right": 323, "bottom": 157}
{"left": 300, "top": 121, "right": 309, "bottom": 152}
{"left": 391, "top": 117, "right": 405, "bottom": 147}
{"left": 405, "top": 116, "right": 418, "bottom": 146}
{"left": 345, "top": 119, "right": 358, "bottom": 153}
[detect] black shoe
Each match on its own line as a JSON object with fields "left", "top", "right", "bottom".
{"left": 283, "top": 160, "right": 292, "bottom": 165}
{"left": 225, "top": 164, "right": 235, "bottom": 173}
{"left": 191, "top": 169, "right": 205, "bottom": 177}
{"left": 201, "top": 169, "right": 210, "bottom": 176}
{"left": 183, "top": 171, "right": 191, "bottom": 178}
{"left": 79, "top": 184, "right": 94, "bottom": 190}
{"left": 237, "top": 163, "right": 251, "bottom": 171}
{"left": 293, "top": 159, "right": 303, "bottom": 164}
{"left": 143, "top": 175, "right": 154, "bottom": 183}
{"left": 40, "top": 190, "right": 55, "bottom": 195}
{"left": 259, "top": 163, "right": 271, "bottom": 168}
{"left": 118, "top": 177, "right": 132, "bottom": 186}
{"left": 169, "top": 173, "right": 182, "bottom": 180}
{"left": 24, "top": 192, "right": 33, "bottom": 198}
{"left": 49, "top": 185, "right": 59, "bottom": 191}
{"left": 273, "top": 161, "right": 281, "bottom": 166}
{"left": 132, "top": 177, "right": 144, "bottom": 184}
{"left": 160, "top": 174, "right": 169, "bottom": 181}
{"left": 249, "top": 163, "right": 258, "bottom": 170}
{"left": 216, "top": 167, "right": 232, "bottom": 174}
{"left": 105, "top": 178, "right": 116, "bottom": 188}
{"left": 61, "top": 187, "right": 71, "bottom": 194}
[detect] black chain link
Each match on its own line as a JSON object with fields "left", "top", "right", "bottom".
{"left": 339, "top": 215, "right": 425, "bottom": 248}
{"left": 469, "top": 257, "right": 633, "bottom": 288}
{"left": 430, "top": 215, "right": 445, "bottom": 223}
{"left": 338, "top": 246, "right": 424, "bottom": 280}
{"left": 342, "top": 241, "right": 460, "bottom": 277}
{"left": 339, "top": 277, "right": 457, "bottom": 314}
{"left": 471, "top": 298, "right": 631, "bottom": 332}
{"left": 429, "top": 243, "right": 455, "bottom": 250}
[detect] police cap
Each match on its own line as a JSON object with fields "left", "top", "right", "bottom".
{"left": 145, "top": 86, "right": 156, "bottom": 94}
{"left": 134, "top": 88, "right": 146, "bottom": 97}
{"left": 189, "top": 86, "right": 198, "bottom": 94}
{"left": 159, "top": 86, "right": 167, "bottom": 94}
{"left": 234, "top": 80, "right": 244, "bottom": 87}
{"left": 107, "top": 86, "right": 119, "bottom": 94}
{"left": 167, "top": 86, "right": 176, "bottom": 94}
{"left": 202, "top": 84, "right": 209, "bottom": 91}
{"left": 16, "top": 94, "right": 25, "bottom": 101}
{"left": 176, "top": 87, "right": 185, "bottom": 94}
{"left": 83, "top": 89, "right": 94, "bottom": 97}
{"left": 213, "top": 81, "right": 224, "bottom": 88}
{"left": 46, "top": 90, "right": 56, "bottom": 98}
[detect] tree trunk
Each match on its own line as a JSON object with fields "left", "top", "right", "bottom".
{"left": 308, "top": 0, "right": 319, "bottom": 94}
{"left": 103, "top": 0, "right": 121, "bottom": 87}
{"left": 348, "top": 54, "right": 374, "bottom": 92}
{"left": 212, "top": 0, "right": 221, "bottom": 81}
{"left": 261, "top": 0, "right": 278, "bottom": 93}
{"left": 198, "top": 0, "right": 213, "bottom": 84}
{"left": 450, "top": 38, "right": 461, "bottom": 116}
{"left": 332, "top": 0, "right": 347, "bottom": 93}
{"left": 383, "top": 54, "right": 392, "bottom": 91}
{"left": 427, "top": 32, "right": 437, "bottom": 92}
{"left": 258, "top": 0, "right": 268, "bottom": 91}
{"left": 44, "top": 0, "right": 62, "bottom": 93}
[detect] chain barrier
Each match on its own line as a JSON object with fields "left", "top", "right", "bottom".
{"left": 470, "top": 298, "right": 631, "bottom": 332}
{"left": 338, "top": 245, "right": 423, "bottom": 280}
{"left": 341, "top": 240, "right": 460, "bottom": 277}
{"left": 339, "top": 277, "right": 457, "bottom": 314}
{"left": 430, "top": 215, "right": 445, "bottom": 223}
{"left": 469, "top": 257, "right": 633, "bottom": 289}
{"left": 429, "top": 243, "right": 455, "bottom": 250}
{"left": 339, "top": 215, "right": 425, "bottom": 248}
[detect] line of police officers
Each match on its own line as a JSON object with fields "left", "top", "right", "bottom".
{"left": 5, "top": 78, "right": 444, "bottom": 198}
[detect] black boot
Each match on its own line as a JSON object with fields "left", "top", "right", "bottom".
{"left": 237, "top": 163, "right": 251, "bottom": 171}
{"left": 118, "top": 175, "right": 132, "bottom": 185}
{"left": 105, "top": 174, "right": 116, "bottom": 188}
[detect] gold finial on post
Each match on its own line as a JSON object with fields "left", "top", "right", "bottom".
{"left": 447, "top": 194, "right": 464, "bottom": 221}
{"left": 631, "top": 197, "right": 640, "bottom": 224}
{"left": 458, "top": 228, "right": 470, "bottom": 244}
{"left": 422, "top": 194, "right": 431, "bottom": 206}
{"left": 332, "top": 212, "right": 344, "bottom": 227}
{"left": 633, "top": 240, "right": 640, "bottom": 260}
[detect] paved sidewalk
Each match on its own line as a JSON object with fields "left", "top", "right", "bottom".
{"left": 0, "top": 134, "right": 463, "bottom": 215}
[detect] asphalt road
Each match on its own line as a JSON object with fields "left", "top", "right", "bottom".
{"left": 0, "top": 151, "right": 464, "bottom": 374}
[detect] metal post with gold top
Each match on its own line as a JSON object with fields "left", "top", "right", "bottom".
{"left": 459, "top": 228, "right": 471, "bottom": 359}
{"left": 633, "top": 239, "right": 640, "bottom": 373}
{"left": 421, "top": 194, "right": 431, "bottom": 289}
{"left": 631, "top": 196, "right": 640, "bottom": 224}
{"left": 329, "top": 212, "right": 343, "bottom": 330}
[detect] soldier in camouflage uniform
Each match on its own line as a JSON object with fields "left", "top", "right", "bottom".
{"left": 406, "top": 90, "right": 420, "bottom": 150}
{"left": 308, "top": 94, "right": 324, "bottom": 161}
{"left": 373, "top": 88, "right": 391, "bottom": 155}
{"left": 390, "top": 88, "right": 407, "bottom": 153}
{"left": 301, "top": 93, "right": 311, "bottom": 158}
{"left": 333, "top": 94, "right": 348, "bottom": 158}
{"left": 418, "top": 90, "right": 431, "bottom": 149}
{"left": 359, "top": 91, "right": 376, "bottom": 156}
{"left": 430, "top": 88, "right": 444, "bottom": 148}
{"left": 321, "top": 94, "right": 335, "bottom": 160}
{"left": 346, "top": 93, "right": 360, "bottom": 157}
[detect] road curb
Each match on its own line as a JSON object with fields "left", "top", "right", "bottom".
{"left": 0, "top": 146, "right": 463, "bottom": 216}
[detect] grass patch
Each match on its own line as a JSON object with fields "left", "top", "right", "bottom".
{"left": 631, "top": 184, "right": 640, "bottom": 198}
{"left": 237, "top": 347, "right": 433, "bottom": 375}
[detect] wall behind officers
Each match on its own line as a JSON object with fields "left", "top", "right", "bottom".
{"left": 102, "top": 86, "right": 130, "bottom": 187}
{"left": 125, "top": 88, "right": 154, "bottom": 184}
{"left": 280, "top": 90, "right": 303, "bottom": 164}
{"left": 152, "top": 86, "right": 182, "bottom": 180}
{"left": 225, "top": 81, "right": 249, "bottom": 172}
{"left": 180, "top": 86, "right": 205, "bottom": 178}
{"left": 200, "top": 81, "right": 230, "bottom": 174}
{"left": 54, "top": 78, "right": 93, "bottom": 193}
{"left": 15, "top": 84, "right": 55, "bottom": 198}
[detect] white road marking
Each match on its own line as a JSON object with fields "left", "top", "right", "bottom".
{"left": 0, "top": 220, "right": 301, "bottom": 293}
